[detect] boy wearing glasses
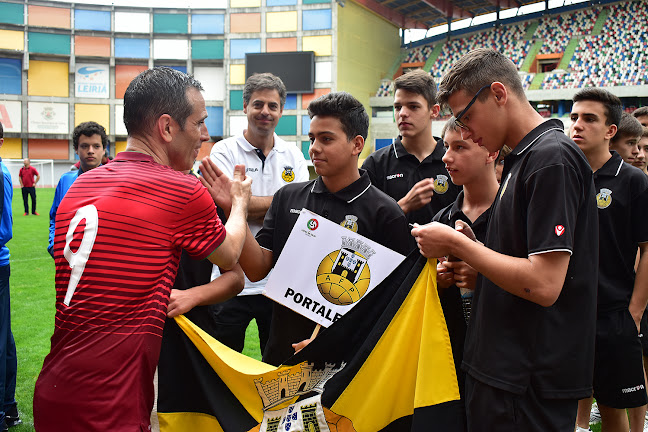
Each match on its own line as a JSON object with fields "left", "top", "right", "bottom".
{"left": 362, "top": 69, "right": 459, "bottom": 234}
{"left": 412, "top": 48, "right": 598, "bottom": 431}
{"left": 570, "top": 89, "right": 648, "bottom": 432}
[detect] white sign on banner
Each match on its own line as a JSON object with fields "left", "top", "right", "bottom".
{"left": 264, "top": 209, "right": 405, "bottom": 328}
{"left": 75, "top": 63, "right": 109, "bottom": 99}
{"left": 28, "top": 102, "right": 69, "bottom": 134}
{"left": 0, "top": 101, "right": 21, "bottom": 133}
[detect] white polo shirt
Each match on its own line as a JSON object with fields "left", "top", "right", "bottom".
{"left": 210, "top": 132, "right": 309, "bottom": 295}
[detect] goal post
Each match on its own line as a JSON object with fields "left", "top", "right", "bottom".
{"left": 3, "top": 159, "right": 55, "bottom": 188}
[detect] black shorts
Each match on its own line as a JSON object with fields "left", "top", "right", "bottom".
{"left": 465, "top": 375, "right": 577, "bottom": 432}
{"left": 593, "top": 309, "right": 648, "bottom": 409}
{"left": 640, "top": 309, "right": 648, "bottom": 356}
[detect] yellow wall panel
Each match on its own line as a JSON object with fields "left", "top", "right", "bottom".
{"left": 266, "top": 11, "right": 297, "bottom": 33}
{"left": 302, "top": 35, "right": 332, "bottom": 56}
{"left": 230, "top": 0, "right": 260, "bottom": 7}
{"left": 0, "top": 138, "right": 22, "bottom": 159}
{"left": 28, "top": 60, "right": 69, "bottom": 97}
{"left": 115, "top": 140, "right": 128, "bottom": 154}
{"left": 0, "top": 30, "right": 24, "bottom": 51}
{"left": 229, "top": 64, "right": 245, "bottom": 85}
{"left": 337, "top": 2, "right": 400, "bottom": 157}
{"left": 74, "top": 104, "right": 110, "bottom": 135}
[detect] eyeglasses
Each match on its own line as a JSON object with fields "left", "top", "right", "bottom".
{"left": 454, "top": 84, "right": 492, "bottom": 130}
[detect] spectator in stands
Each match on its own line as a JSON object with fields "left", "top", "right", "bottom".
{"left": 361, "top": 69, "right": 460, "bottom": 247}
{"left": 18, "top": 159, "right": 39, "bottom": 216}
{"left": 48, "top": 121, "right": 107, "bottom": 257}
{"left": 0, "top": 122, "right": 21, "bottom": 431}
{"left": 413, "top": 48, "right": 598, "bottom": 431}
{"left": 634, "top": 107, "right": 648, "bottom": 127}
{"left": 570, "top": 88, "right": 648, "bottom": 432}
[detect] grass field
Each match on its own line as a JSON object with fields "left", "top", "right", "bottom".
{"left": 8, "top": 187, "right": 262, "bottom": 431}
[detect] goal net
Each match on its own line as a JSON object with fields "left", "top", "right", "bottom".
{"left": 3, "top": 159, "right": 55, "bottom": 188}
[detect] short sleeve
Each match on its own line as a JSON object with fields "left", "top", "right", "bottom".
{"left": 382, "top": 212, "right": 413, "bottom": 256}
{"left": 361, "top": 156, "right": 378, "bottom": 186}
{"left": 210, "top": 141, "right": 236, "bottom": 181}
{"left": 294, "top": 151, "right": 310, "bottom": 183}
{"left": 173, "top": 181, "right": 225, "bottom": 259}
{"left": 525, "top": 163, "right": 582, "bottom": 256}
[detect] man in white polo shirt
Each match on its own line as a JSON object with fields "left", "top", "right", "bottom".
{"left": 209, "top": 73, "right": 309, "bottom": 355}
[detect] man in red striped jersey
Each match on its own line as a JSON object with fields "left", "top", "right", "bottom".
{"left": 33, "top": 67, "right": 252, "bottom": 431}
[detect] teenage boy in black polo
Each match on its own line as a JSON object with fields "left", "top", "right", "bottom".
{"left": 362, "top": 69, "right": 459, "bottom": 230}
{"left": 411, "top": 48, "right": 598, "bottom": 431}
{"left": 432, "top": 117, "right": 499, "bottom": 410}
{"left": 207, "top": 92, "right": 411, "bottom": 366}
{"left": 570, "top": 88, "right": 648, "bottom": 432}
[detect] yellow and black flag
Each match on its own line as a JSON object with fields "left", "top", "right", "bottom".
{"left": 157, "top": 251, "right": 464, "bottom": 431}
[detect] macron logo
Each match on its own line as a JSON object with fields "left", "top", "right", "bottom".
{"left": 290, "top": 209, "right": 301, "bottom": 214}
{"left": 386, "top": 173, "right": 404, "bottom": 180}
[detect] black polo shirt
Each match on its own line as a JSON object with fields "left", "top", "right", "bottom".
{"left": 594, "top": 151, "right": 648, "bottom": 314}
{"left": 257, "top": 169, "right": 412, "bottom": 366}
{"left": 432, "top": 191, "right": 493, "bottom": 397}
{"left": 433, "top": 190, "right": 491, "bottom": 243}
{"left": 361, "top": 136, "right": 461, "bottom": 226}
{"left": 463, "top": 119, "right": 598, "bottom": 399}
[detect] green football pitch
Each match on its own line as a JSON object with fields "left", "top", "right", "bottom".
{"left": 8, "top": 187, "right": 262, "bottom": 430}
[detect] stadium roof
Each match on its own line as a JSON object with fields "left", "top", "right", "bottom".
{"left": 353, "top": 0, "right": 544, "bottom": 29}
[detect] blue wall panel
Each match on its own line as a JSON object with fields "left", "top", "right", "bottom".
{"left": 115, "top": 38, "right": 150, "bottom": 58}
{"left": 375, "top": 138, "right": 392, "bottom": 150}
{"left": 206, "top": 106, "right": 223, "bottom": 136}
{"left": 303, "top": 9, "right": 332, "bottom": 31}
{"left": 301, "top": 115, "right": 311, "bottom": 135}
{"left": 267, "top": 0, "right": 297, "bottom": 5}
{"left": 191, "top": 14, "right": 224, "bottom": 34}
{"left": 230, "top": 39, "right": 261, "bottom": 60}
{"left": 75, "top": 10, "right": 111, "bottom": 31}
{"left": 0, "top": 58, "right": 21, "bottom": 94}
{"left": 284, "top": 94, "right": 297, "bottom": 110}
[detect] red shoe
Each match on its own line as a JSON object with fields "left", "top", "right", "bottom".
{"left": 32, "top": 212, "right": 40, "bottom": 216}
{"left": 23, "top": 213, "right": 28, "bottom": 216}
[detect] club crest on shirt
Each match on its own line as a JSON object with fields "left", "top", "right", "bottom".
{"left": 282, "top": 166, "right": 295, "bottom": 182}
{"left": 596, "top": 188, "right": 612, "bottom": 209}
{"left": 433, "top": 175, "right": 449, "bottom": 194}
{"left": 340, "top": 215, "right": 358, "bottom": 232}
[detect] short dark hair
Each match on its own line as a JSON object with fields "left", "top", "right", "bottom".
{"left": 642, "top": 126, "right": 648, "bottom": 139}
{"left": 634, "top": 106, "right": 648, "bottom": 118}
{"left": 0, "top": 121, "right": 3, "bottom": 139}
{"left": 611, "top": 113, "right": 643, "bottom": 144}
{"left": 441, "top": 116, "right": 459, "bottom": 141}
{"left": 394, "top": 69, "right": 437, "bottom": 109}
{"left": 573, "top": 87, "right": 622, "bottom": 126}
{"left": 123, "top": 67, "right": 203, "bottom": 137}
{"left": 243, "top": 73, "right": 287, "bottom": 108}
{"left": 437, "top": 48, "right": 525, "bottom": 109}
{"left": 307, "top": 92, "right": 369, "bottom": 140}
{"left": 73, "top": 121, "right": 108, "bottom": 150}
